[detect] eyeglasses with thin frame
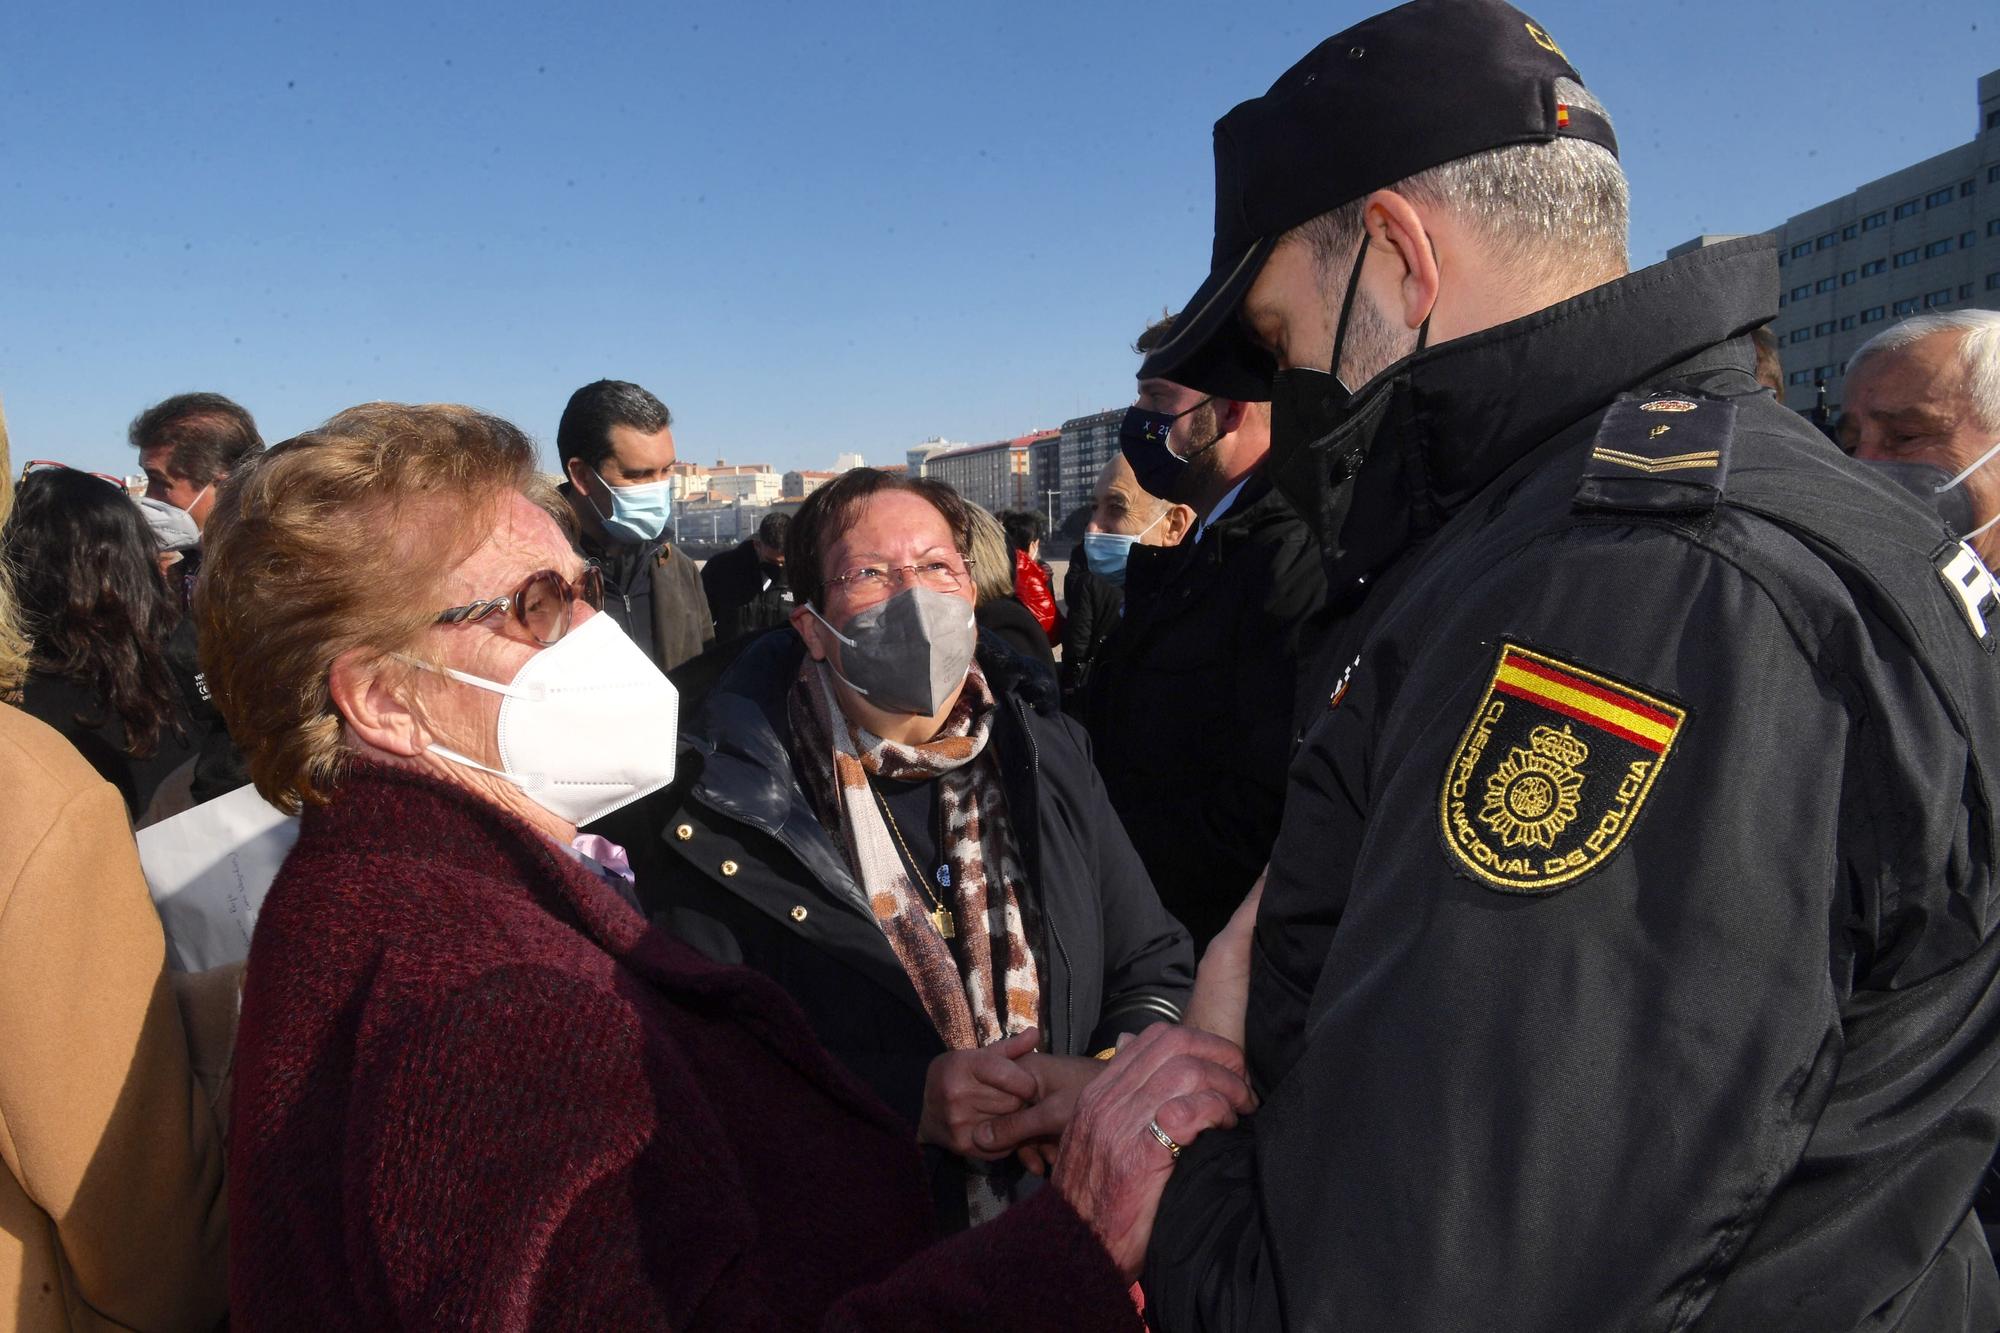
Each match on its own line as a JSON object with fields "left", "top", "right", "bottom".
{"left": 433, "top": 564, "right": 605, "bottom": 646}
{"left": 19, "top": 459, "right": 127, "bottom": 489}
{"left": 823, "top": 557, "right": 975, "bottom": 598}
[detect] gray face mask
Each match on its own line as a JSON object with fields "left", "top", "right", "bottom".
{"left": 809, "top": 586, "right": 978, "bottom": 716}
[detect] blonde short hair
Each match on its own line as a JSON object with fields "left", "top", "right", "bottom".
{"left": 962, "top": 505, "right": 1016, "bottom": 605}
{"left": 196, "top": 403, "right": 538, "bottom": 811}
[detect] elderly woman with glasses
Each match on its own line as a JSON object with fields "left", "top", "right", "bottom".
{"left": 624, "top": 468, "right": 1194, "bottom": 1233}
{"left": 207, "top": 405, "right": 1248, "bottom": 1330}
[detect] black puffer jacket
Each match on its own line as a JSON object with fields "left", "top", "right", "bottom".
{"left": 611, "top": 628, "right": 1192, "bottom": 1225}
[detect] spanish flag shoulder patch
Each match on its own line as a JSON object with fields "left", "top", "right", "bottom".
{"left": 1439, "top": 642, "right": 1685, "bottom": 894}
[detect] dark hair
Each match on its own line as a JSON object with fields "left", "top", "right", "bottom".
{"left": 128, "top": 392, "right": 263, "bottom": 485}
{"left": 787, "top": 470, "right": 973, "bottom": 610}
{"left": 3, "top": 468, "right": 185, "bottom": 757}
{"left": 1134, "top": 309, "right": 1180, "bottom": 357}
{"left": 1751, "top": 324, "right": 1783, "bottom": 396}
{"left": 556, "top": 379, "right": 673, "bottom": 474}
{"left": 755, "top": 511, "right": 791, "bottom": 549}
{"left": 998, "top": 509, "right": 1044, "bottom": 554}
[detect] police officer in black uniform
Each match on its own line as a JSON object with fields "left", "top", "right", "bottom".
{"left": 1127, "top": 1, "right": 2000, "bottom": 1327}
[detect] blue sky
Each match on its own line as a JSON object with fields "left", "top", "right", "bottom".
{"left": 4, "top": 0, "right": 1996, "bottom": 478}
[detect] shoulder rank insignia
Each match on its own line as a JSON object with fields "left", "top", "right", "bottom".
{"left": 1575, "top": 392, "right": 1735, "bottom": 514}
{"left": 1439, "top": 643, "right": 1685, "bottom": 894}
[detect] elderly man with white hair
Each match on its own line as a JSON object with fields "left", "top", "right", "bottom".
{"left": 1840, "top": 309, "right": 2000, "bottom": 562}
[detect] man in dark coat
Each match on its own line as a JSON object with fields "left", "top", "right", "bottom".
{"left": 700, "top": 511, "right": 793, "bottom": 645}
{"left": 556, "top": 379, "right": 711, "bottom": 672}
{"left": 1133, "top": 2, "right": 2000, "bottom": 1329}
{"left": 1083, "top": 312, "right": 1325, "bottom": 950}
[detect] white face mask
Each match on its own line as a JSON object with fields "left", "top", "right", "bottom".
{"left": 403, "top": 612, "right": 680, "bottom": 826}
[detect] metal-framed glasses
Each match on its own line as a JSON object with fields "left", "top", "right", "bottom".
{"left": 20, "top": 459, "right": 129, "bottom": 489}
{"left": 824, "top": 557, "right": 974, "bottom": 597}
{"left": 434, "top": 564, "right": 605, "bottom": 646}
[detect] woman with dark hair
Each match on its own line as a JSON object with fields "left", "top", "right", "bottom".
{"left": 644, "top": 467, "right": 1192, "bottom": 1233}
{"left": 3, "top": 466, "right": 194, "bottom": 820}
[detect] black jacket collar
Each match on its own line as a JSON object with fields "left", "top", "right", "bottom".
{"left": 1285, "top": 234, "right": 1778, "bottom": 584}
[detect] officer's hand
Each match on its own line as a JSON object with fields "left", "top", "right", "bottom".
{"left": 917, "top": 1028, "right": 1041, "bottom": 1160}
{"left": 1048, "top": 1023, "right": 1257, "bottom": 1279}
{"left": 1183, "top": 870, "right": 1266, "bottom": 1048}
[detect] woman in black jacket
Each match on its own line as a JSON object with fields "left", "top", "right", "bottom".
{"left": 612, "top": 469, "right": 1191, "bottom": 1232}
{"left": 3, "top": 466, "right": 196, "bottom": 820}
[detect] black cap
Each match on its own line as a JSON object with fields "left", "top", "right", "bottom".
{"left": 1140, "top": 0, "right": 1617, "bottom": 400}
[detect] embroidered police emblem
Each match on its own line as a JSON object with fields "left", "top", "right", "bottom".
{"left": 1638, "top": 399, "right": 1698, "bottom": 413}
{"left": 1440, "top": 643, "right": 1685, "bottom": 893}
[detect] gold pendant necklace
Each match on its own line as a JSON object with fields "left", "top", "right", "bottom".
{"left": 871, "top": 783, "right": 956, "bottom": 939}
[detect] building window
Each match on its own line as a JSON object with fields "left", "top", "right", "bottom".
{"left": 1789, "top": 328, "right": 1811, "bottom": 344}
{"left": 1863, "top": 211, "right": 1888, "bottom": 230}
{"left": 1816, "top": 277, "right": 1837, "bottom": 293}
{"left": 1841, "top": 270, "right": 1858, "bottom": 286}
{"left": 1894, "top": 297, "right": 1919, "bottom": 315}
{"left": 1788, "top": 370, "right": 1813, "bottom": 386}
{"left": 1814, "top": 321, "right": 1836, "bottom": 336}
{"left": 1895, "top": 199, "right": 1921, "bottom": 219}
{"left": 1962, "top": 283, "right": 1975, "bottom": 299}
{"left": 1861, "top": 306, "right": 1887, "bottom": 323}
{"left": 1839, "top": 315, "right": 1856, "bottom": 331}
{"left": 1964, "top": 231, "right": 1978, "bottom": 248}
{"left": 1791, "top": 284, "right": 1811, "bottom": 300}
{"left": 1894, "top": 249, "right": 1921, "bottom": 268}
{"left": 1991, "top": 218, "right": 2000, "bottom": 236}
{"left": 1861, "top": 258, "right": 1886, "bottom": 276}
{"left": 1842, "top": 224, "right": 1858, "bottom": 240}
{"left": 1990, "top": 110, "right": 2000, "bottom": 132}
{"left": 1988, "top": 273, "right": 2000, "bottom": 291}
{"left": 1964, "top": 181, "right": 1978, "bottom": 198}
{"left": 1925, "top": 239, "right": 1953, "bottom": 258}
{"left": 1816, "top": 232, "right": 1837, "bottom": 250}
{"left": 1991, "top": 164, "right": 2000, "bottom": 182}
{"left": 1926, "top": 187, "right": 1956, "bottom": 208}
{"left": 1777, "top": 294, "right": 1787, "bottom": 308}
{"left": 1790, "top": 241, "right": 1812, "bottom": 259}
{"left": 1924, "top": 289, "right": 1953, "bottom": 308}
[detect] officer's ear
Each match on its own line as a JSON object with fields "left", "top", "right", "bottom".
{"left": 1360, "top": 188, "right": 1441, "bottom": 333}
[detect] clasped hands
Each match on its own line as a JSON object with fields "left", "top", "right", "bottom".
{"left": 916, "top": 875, "right": 1266, "bottom": 1275}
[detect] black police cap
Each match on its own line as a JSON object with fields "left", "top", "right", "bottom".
{"left": 1140, "top": 0, "right": 1618, "bottom": 401}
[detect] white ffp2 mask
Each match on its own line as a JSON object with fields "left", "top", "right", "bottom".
{"left": 407, "top": 612, "right": 680, "bottom": 826}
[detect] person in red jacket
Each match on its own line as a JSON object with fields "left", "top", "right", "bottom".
{"left": 198, "top": 401, "right": 1253, "bottom": 1330}
{"left": 999, "top": 510, "right": 1064, "bottom": 645}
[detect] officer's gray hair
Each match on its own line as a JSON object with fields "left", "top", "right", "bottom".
{"left": 1849, "top": 310, "right": 2000, "bottom": 435}
{"left": 1295, "top": 78, "right": 1629, "bottom": 299}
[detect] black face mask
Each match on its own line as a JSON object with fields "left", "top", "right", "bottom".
{"left": 1266, "top": 240, "right": 1431, "bottom": 551}
{"left": 1120, "top": 395, "right": 1219, "bottom": 502}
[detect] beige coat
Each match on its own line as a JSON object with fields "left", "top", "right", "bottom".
{"left": 0, "top": 705, "right": 227, "bottom": 1332}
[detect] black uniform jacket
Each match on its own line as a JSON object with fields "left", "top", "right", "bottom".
{"left": 617, "top": 627, "right": 1192, "bottom": 1132}
{"left": 1146, "top": 237, "right": 2000, "bottom": 1331}
{"left": 700, "top": 538, "right": 793, "bottom": 645}
{"left": 1084, "top": 473, "right": 1326, "bottom": 949}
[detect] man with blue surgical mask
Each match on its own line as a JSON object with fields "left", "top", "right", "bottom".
{"left": 1080, "top": 311, "right": 1326, "bottom": 951}
{"left": 556, "top": 379, "right": 713, "bottom": 672}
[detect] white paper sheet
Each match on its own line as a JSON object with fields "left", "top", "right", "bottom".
{"left": 137, "top": 783, "right": 300, "bottom": 971}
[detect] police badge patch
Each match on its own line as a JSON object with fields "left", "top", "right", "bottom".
{"left": 1439, "top": 643, "right": 1684, "bottom": 893}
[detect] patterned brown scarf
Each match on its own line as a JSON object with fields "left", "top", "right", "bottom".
{"left": 789, "top": 657, "right": 1043, "bottom": 1056}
